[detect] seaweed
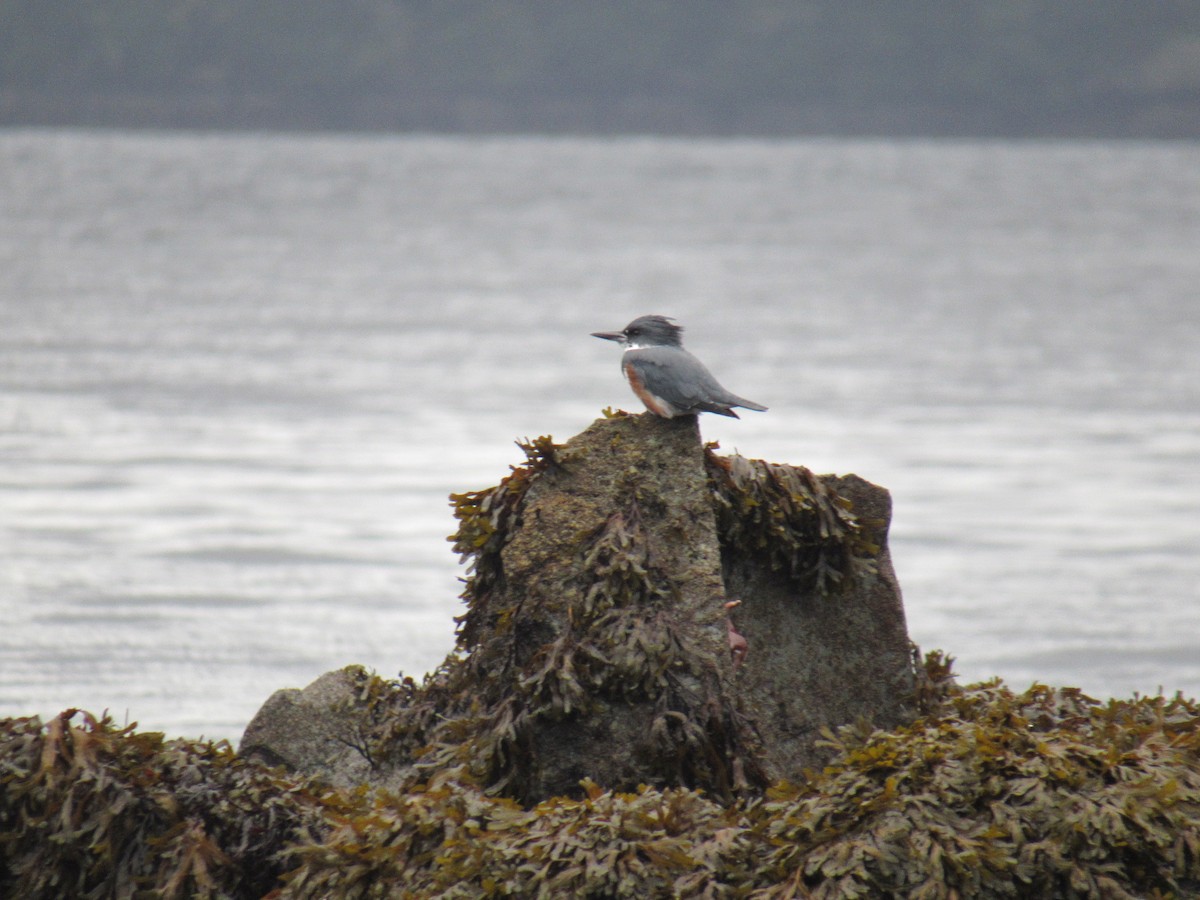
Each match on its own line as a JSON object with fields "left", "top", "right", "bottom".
{"left": 5, "top": 661, "right": 1199, "bottom": 898}
{"left": 277, "top": 773, "right": 747, "bottom": 900}
{"left": 0, "top": 710, "right": 336, "bottom": 899}
{"left": 744, "top": 676, "right": 1200, "bottom": 899}
{"left": 704, "top": 449, "right": 876, "bottom": 595}
{"left": 444, "top": 492, "right": 753, "bottom": 801}
{"left": 448, "top": 435, "right": 564, "bottom": 651}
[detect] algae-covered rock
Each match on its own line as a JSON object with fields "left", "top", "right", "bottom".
{"left": 240, "top": 412, "right": 913, "bottom": 801}
{"left": 5, "top": 665, "right": 1200, "bottom": 898}
{"left": 446, "top": 413, "right": 914, "bottom": 795}
{"left": 274, "top": 679, "right": 1200, "bottom": 899}
{"left": 445, "top": 413, "right": 755, "bottom": 802}
{"left": 711, "top": 463, "right": 915, "bottom": 775}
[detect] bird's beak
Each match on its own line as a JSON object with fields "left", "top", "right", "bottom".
{"left": 591, "top": 331, "right": 624, "bottom": 342}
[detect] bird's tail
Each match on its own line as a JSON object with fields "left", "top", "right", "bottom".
{"left": 732, "top": 396, "right": 768, "bottom": 412}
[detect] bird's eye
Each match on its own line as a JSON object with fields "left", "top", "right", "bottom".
{"left": 626, "top": 328, "right": 638, "bottom": 337}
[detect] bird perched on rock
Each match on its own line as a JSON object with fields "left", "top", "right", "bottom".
{"left": 591, "top": 315, "right": 768, "bottom": 418}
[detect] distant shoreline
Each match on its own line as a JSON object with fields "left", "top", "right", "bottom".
{"left": 6, "top": 2, "right": 1200, "bottom": 140}
{"left": 3, "top": 91, "right": 1197, "bottom": 141}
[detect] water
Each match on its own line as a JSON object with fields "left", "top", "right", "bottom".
{"left": 1, "top": 130, "right": 1197, "bottom": 741}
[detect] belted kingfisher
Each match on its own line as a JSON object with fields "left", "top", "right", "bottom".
{"left": 592, "top": 315, "right": 768, "bottom": 419}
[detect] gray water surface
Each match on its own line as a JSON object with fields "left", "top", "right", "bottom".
{"left": 2, "top": 131, "right": 1197, "bottom": 739}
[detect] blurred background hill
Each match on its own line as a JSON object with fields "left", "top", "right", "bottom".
{"left": 2, "top": 0, "right": 1199, "bottom": 137}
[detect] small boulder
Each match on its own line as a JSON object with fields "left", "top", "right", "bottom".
{"left": 239, "top": 666, "right": 401, "bottom": 790}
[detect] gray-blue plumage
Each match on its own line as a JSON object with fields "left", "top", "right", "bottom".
{"left": 591, "top": 315, "right": 768, "bottom": 419}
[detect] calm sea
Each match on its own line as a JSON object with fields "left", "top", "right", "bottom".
{"left": 1, "top": 130, "right": 1197, "bottom": 740}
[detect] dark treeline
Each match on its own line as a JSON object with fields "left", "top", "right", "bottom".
{"left": 2, "top": 1, "right": 1199, "bottom": 137}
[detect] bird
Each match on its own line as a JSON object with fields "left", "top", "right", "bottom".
{"left": 591, "top": 315, "right": 768, "bottom": 419}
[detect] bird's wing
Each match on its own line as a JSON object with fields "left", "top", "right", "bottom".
{"left": 626, "top": 348, "right": 742, "bottom": 415}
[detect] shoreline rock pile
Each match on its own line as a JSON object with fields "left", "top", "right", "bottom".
{"left": 241, "top": 412, "right": 915, "bottom": 802}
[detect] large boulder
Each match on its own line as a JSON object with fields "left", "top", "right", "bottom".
{"left": 240, "top": 413, "right": 915, "bottom": 802}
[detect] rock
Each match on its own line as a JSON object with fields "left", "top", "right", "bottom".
{"left": 449, "top": 413, "right": 748, "bottom": 801}
{"left": 239, "top": 412, "right": 916, "bottom": 801}
{"left": 238, "top": 666, "right": 403, "bottom": 791}
{"left": 719, "top": 472, "right": 915, "bottom": 775}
